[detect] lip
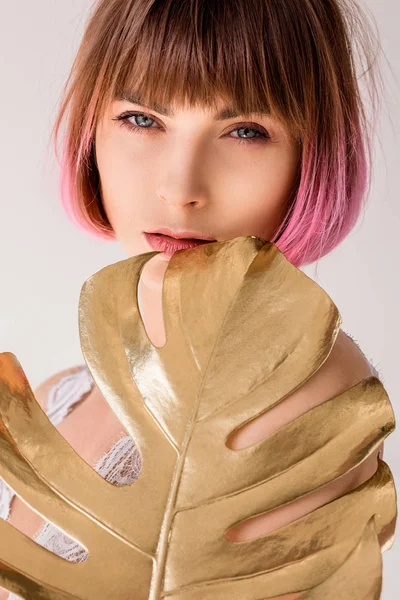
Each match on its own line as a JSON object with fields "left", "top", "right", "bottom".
{"left": 148, "top": 228, "right": 216, "bottom": 241}
{"left": 144, "top": 232, "right": 216, "bottom": 257}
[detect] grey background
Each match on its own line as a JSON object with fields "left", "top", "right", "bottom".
{"left": 0, "top": 1, "right": 398, "bottom": 596}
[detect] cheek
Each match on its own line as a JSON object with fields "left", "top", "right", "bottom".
{"left": 261, "top": 152, "right": 298, "bottom": 206}
{"left": 95, "top": 119, "right": 300, "bottom": 242}
{"left": 95, "top": 133, "right": 152, "bottom": 224}
{"left": 219, "top": 145, "right": 299, "bottom": 223}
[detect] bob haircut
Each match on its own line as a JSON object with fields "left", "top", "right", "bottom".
{"left": 51, "top": 0, "right": 383, "bottom": 267}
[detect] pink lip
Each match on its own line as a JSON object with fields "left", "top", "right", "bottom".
{"left": 144, "top": 232, "right": 216, "bottom": 257}
{"left": 148, "top": 228, "right": 216, "bottom": 241}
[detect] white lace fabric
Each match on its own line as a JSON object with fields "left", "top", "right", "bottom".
{"left": 0, "top": 343, "right": 381, "bottom": 599}
{"left": 0, "top": 365, "right": 141, "bottom": 600}
{"left": 31, "top": 433, "right": 141, "bottom": 565}
{"left": 0, "top": 484, "right": 15, "bottom": 527}
{"left": 0, "top": 366, "right": 94, "bottom": 522}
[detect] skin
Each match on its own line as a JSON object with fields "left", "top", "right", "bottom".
{"left": 92, "top": 100, "right": 380, "bottom": 600}
{"left": 96, "top": 100, "right": 377, "bottom": 600}
{"left": 95, "top": 95, "right": 300, "bottom": 348}
{"left": 0, "top": 97, "right": 382, "bottom": 600}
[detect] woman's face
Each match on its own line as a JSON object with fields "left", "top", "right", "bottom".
{"left": 95, "top": 95, "right": 300, "bottom": 287}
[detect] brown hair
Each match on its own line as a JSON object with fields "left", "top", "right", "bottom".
{"left": 51, "top": 0, "right": 384, "bottom": 266}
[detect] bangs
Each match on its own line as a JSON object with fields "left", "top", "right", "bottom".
{"left": 97, "top": 0, "right": 303, "bottom": 139}
{"left": 54, "top": 0, "right": 382, "bottom": 267}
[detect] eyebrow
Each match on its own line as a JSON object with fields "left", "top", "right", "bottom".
{"left": 117, "top": 91, "right": 269, "bottom": 120}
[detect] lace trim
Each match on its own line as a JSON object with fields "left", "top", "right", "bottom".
{"left": 31, "top": 435, "right": 141, "bottom": 565}
{"left": 46, "top": 365, "right": 94, "bottom": 426}
{"left": 6, "top": 436, "right": 141, "bottom": 599}
{"left": 4, "top": 367, "right": 142, "bottom": 600}
{"left": 0, "top": 482, "right": 15, "bottom": 525}
{"left": 0, "top": 365, "right": 94, "bottom": 521}
{"left": 1, "top": 338, "right": 382, "bottom": 598}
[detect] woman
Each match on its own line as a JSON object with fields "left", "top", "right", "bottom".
{"left": 0, "top": 0, "right": 394, "bottom": 598}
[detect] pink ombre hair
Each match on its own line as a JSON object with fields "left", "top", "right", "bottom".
{"left": 50, "top": 0, "right": 383, "bottom": 268}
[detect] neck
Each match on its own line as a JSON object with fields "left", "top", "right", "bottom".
{"left": 138, "top": 253, "right": 169, "bottom": 291}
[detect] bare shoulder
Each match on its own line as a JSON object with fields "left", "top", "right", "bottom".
{"left": 313, "top": 328, "right": 377, "bottom": 395}
{"left": 333, "top": 329, "right": 384, "bottom": 461}
{"left": 334, "top": 328, "right": 379, "bottom": 381}
{"left": 226, "top": 327, "right": 386, "bottom": 566}
{"left": 294, "top": 328, "right": 384, "bottom": 459}
{"left": 230, "top": 328, "right": 380, "bottom": 449}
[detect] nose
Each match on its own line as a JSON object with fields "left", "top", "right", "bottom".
{"left": 156, "top": 149, "right": 210, "bottom": 209}
{"left": 158, "top": 193, "right": 208, "bottom": 209}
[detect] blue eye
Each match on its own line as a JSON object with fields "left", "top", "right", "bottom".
{"left": 112, "top": 111, "right": 271, "bottom": 145}
{"left": 230, "top": 125, "right": 270, "bottom": 144}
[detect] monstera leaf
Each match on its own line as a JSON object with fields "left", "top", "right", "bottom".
{"left": 0, "top": 236, "right": 396, "bottom": 599}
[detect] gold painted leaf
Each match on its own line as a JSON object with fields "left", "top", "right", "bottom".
{"left": 0, "top": 236, "right": 397, "bottom": 599}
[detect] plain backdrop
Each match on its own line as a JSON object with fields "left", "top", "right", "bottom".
{"left": 0, "top": 0, "right": 399, "bottom": 596}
